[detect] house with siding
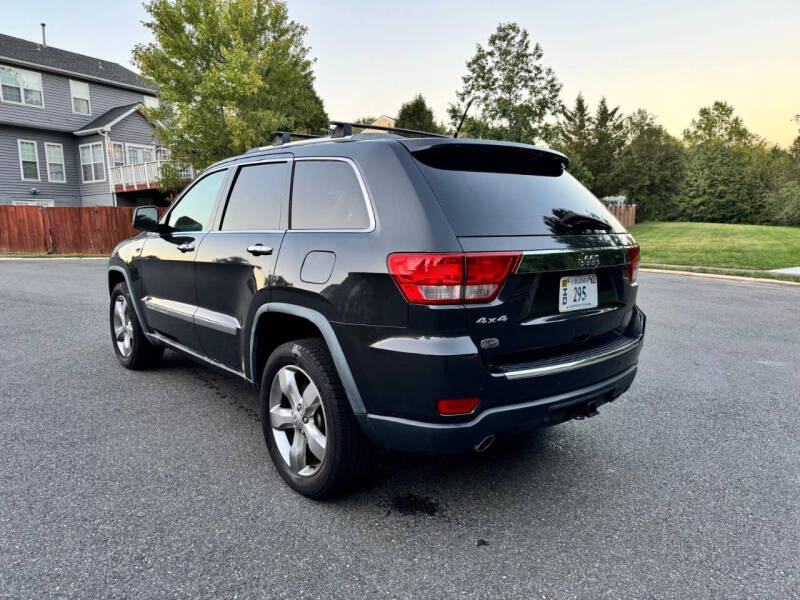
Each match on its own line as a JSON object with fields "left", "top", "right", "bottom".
{"left": 0, "top": 29, "right": 190, "bottom": 207}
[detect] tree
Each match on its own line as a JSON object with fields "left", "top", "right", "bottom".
{"left": 448, "top": 22, "right": 563, "bottom": 144}
{"left": 612, "top": 122, "right": 685, "bottom": 221}
{"left": 552, "top": 94, "right": 594, "bottom": 187}
{"left": 679, "top": 142, "right": 764, "bottom": 223}
{"left": 583, "top": 97, "right": 626, "bottom": 197}
{"left": 133, "top": 0, "right": 329, "bottom": 171}
{"left": 395, "top": 94, "right": 441, "bottom": 133}
{"left": 790, "top": 115, "right": 800, "bottom": 160}
{"left": 683, "top": 101, "right": 753, "bottom": 147}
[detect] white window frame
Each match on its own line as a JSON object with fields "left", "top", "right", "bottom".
{"left": 44, "top": 142, "right": 66, "bottom": 183}
{"left": 79, "top": 141, "right": 106, "bottom": 183}
{"left": 69, "top": 79, "right": 91, "bottom": 115}
{"left": 1, "top": 65, "right": 44, "bottom": 108}
{"left": 111, "top": 142, "right": 126, "bottom": 167}
{"left": 125, "top": 143, "right": 156, "bottom": 164}
{"left": 17, "top": 139, "right": 40, "bottom": 182}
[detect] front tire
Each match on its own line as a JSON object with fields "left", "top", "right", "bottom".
{"left": 109, "top": 282, "right": 163, "bottom": 370}
{"left": 260, "top": 338, "right": 372, "bottom": 498}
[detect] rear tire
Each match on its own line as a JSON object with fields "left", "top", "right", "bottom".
{"left": 109, "top": 282, "right": 163, "bottom": 370}
{"left": 260, "top": 338, "right": 372, "bottom": 498}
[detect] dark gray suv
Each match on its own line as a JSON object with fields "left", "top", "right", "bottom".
{"left": 108, "top": 125, "right": 645, "bottom": 498}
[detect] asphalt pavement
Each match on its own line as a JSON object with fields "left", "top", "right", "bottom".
{"left": 1, "top": 259, "right": 798, "bottom": 599}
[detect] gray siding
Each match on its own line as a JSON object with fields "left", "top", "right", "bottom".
{"left": 0, "top": 124, "right": 80, "bottom": 206}
{"left": 0, "top": 65, "right": 156, "bottom": 132}
{"left": 110, "top": 111, "right": 158, "bottom": 147}
{"left": 76, "top": 133, "right": 111, "bottom": 200}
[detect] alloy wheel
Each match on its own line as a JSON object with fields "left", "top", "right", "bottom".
{"left": 112, "top": 295, "right": 134, "bottom": 358}
{"left": 268, "top": 365, "right": 328, "bottom": 477}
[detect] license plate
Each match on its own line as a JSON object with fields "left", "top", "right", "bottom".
{"left": 559, "top": 275, "right": 598, "bottom": 312}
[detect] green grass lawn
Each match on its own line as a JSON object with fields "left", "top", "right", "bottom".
{"left": 629, "top": 222, "right": 800, "bottom": 270}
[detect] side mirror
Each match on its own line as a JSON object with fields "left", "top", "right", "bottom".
{"left": 132, "top": 205, "right": 159, "bottom": 232}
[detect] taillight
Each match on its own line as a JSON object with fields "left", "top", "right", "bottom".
{"left": 627, "top": 244, "right": 641, "bottom": 283}
{"left": 388, "top": 252, "right": 521, "bottom": 305}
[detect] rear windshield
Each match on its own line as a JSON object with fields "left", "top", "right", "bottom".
{"left": 411, "top": 144, "right": 625, "bottom": 237}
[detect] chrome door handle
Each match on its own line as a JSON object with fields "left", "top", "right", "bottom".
{"left": 177, "top": 242, "right": 195, "bottom": 253}
{"left": 247, "top": 244, "right": 273, "bottom": 256}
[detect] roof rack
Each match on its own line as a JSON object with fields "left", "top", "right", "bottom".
{"left": 330, "top": 121, "right": 447, "bottom": 139}
{"left": 271, "top": 131, "right": 324, "bottom": 146}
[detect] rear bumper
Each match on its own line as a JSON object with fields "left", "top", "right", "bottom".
{"left": 359, "top": 364, "right": 638, "bottom": 453}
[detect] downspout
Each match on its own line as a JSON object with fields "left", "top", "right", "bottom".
{"left": 99, "top": 128, "right": 116, "bottom": 206}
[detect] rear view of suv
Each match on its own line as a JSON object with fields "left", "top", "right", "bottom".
{"left": 108, "top": 126, "right": 645, "bottom": 498}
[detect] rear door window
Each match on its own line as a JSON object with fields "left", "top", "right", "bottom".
{"left": 290, "top": 160, "right": 370, "bottom": 230}
{"left": 221, "top": 162, "right": 289, "bottom": 231}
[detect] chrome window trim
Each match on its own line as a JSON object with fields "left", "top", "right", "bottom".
{"left": 289, "top": 156, "right": 376, "bottom": 233}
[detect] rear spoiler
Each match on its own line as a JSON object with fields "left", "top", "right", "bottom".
{"left": 400, "top": 138, "right": 569, "bottom": 176}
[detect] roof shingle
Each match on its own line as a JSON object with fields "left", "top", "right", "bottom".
{"left": 0, "top": 33, "right": 156, "bottom": 92}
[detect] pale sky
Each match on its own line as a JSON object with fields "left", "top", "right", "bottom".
{"left": 3, "top": 0, "right": 798, "bottom": 146}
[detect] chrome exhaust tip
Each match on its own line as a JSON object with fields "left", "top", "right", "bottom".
{"left": 473, "top": 435, "right": 495, "bottom": 453}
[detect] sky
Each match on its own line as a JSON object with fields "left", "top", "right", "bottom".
{"left": 3, "top": 0, "right": 799, "bottom": 146}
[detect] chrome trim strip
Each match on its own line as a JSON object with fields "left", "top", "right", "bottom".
{"left": 367, "top": 365, "right": 638, "bottom": 430}
{"left": 496, "top": 337, "right": 642, "bottom": 380}
{"left": 289, "top": 157, "right": 376, "bottom": 233}
{"left": 194, "top": 307, "right": 241, "bottom": 335}
{"left": 516, "top": 246, "right": 630, "bottom": 274}
{"left": 143, "top": 296, "right": 240, "bottom": 335}
{"left": 145, "top": 331, "right": 252, "bottom": 383}
{"left": 142, "top": 296, "right": 195, "bottom": 324}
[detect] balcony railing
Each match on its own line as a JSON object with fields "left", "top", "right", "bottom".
{"left": 110, "top": 160, "right": 196, "bottom": 192}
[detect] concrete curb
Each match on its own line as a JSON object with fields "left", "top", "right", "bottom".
{"left": 641, "top": 268, "right": 800, "bottom": 287}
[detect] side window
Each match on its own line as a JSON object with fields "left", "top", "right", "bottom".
{"left": 221, "top": 162, "right": 288, "bottom": 231}
{"left": 166, "top": 170, "right": 227, "bottom": 232}
{"left": 291, "top": 160, "right": 370, "bottom": 230}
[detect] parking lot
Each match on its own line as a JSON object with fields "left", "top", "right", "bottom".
{"left": 1, "top": 259, "right": 798, "bottom": 599}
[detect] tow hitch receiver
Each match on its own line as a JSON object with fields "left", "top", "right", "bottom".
{"left": 549, "top": 398, "right": 600, "bottom": 424}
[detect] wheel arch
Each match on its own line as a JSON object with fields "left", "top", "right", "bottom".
{"left": 107, "top": 265, "right": 150, "bottom": 334}
{"left": 249, "top": 303, "right": 366, "bottom": 415}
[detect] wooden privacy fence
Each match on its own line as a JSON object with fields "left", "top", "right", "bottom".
{"left": 0, "top": 206, "right": 166, "bottom": 255}
{"left": 606, "top": 204, "right": 636, "bottom": 228}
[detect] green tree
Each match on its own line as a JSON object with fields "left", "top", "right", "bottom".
{"left": 683, "top": 101, "right": 753, "bottom": 147}
{"left": 448, "top": 22, "right": 563, "bottom": 144}
{"left": 133, "top": 0, "right": 329, "bottom": 171}
{"left": 612, "top": 121, "right": 685, "bottom": 221}
{"left": 395, "top": 94, "right": 442, "bottom": 133}
{"left": 583, "top": 97, "right": 626, "bottom": 197}
{"left": 680, "top": 142, "right": 764, "bottom": 223}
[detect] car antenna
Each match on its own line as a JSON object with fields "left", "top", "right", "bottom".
{"left": 453, "top": 98, "right": 474, "bottom": 139}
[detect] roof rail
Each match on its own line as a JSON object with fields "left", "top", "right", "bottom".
{"left": 271, "top": 131, "right": 324, "bottom": 146}
{"left": 330, "top": 121, "right": 447, "bottom": 139}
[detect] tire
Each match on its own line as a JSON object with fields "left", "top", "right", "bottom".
{"left": 260, "top": 338, "right": 372, "bottom": 498}
{"left": 109, "top": 282, "right": 164, "bottom": 370}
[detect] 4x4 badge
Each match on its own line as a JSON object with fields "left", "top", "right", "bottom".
{"left": 476, "top": 315, "right": 507, "bottom": 324}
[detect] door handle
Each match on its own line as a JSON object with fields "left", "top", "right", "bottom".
{"left": 247, "top": 244, "right": 273, "bottom": 256}
{"left": 177, "top": 242, "right": 195, "bottom": 253}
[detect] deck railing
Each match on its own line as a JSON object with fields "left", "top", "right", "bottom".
{"left": 110, "top": 160, "right": 195, "bottom": 190}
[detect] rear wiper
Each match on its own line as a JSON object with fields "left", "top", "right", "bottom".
{"left": 557, "top": 212, "right": 613, "bottom": 232}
